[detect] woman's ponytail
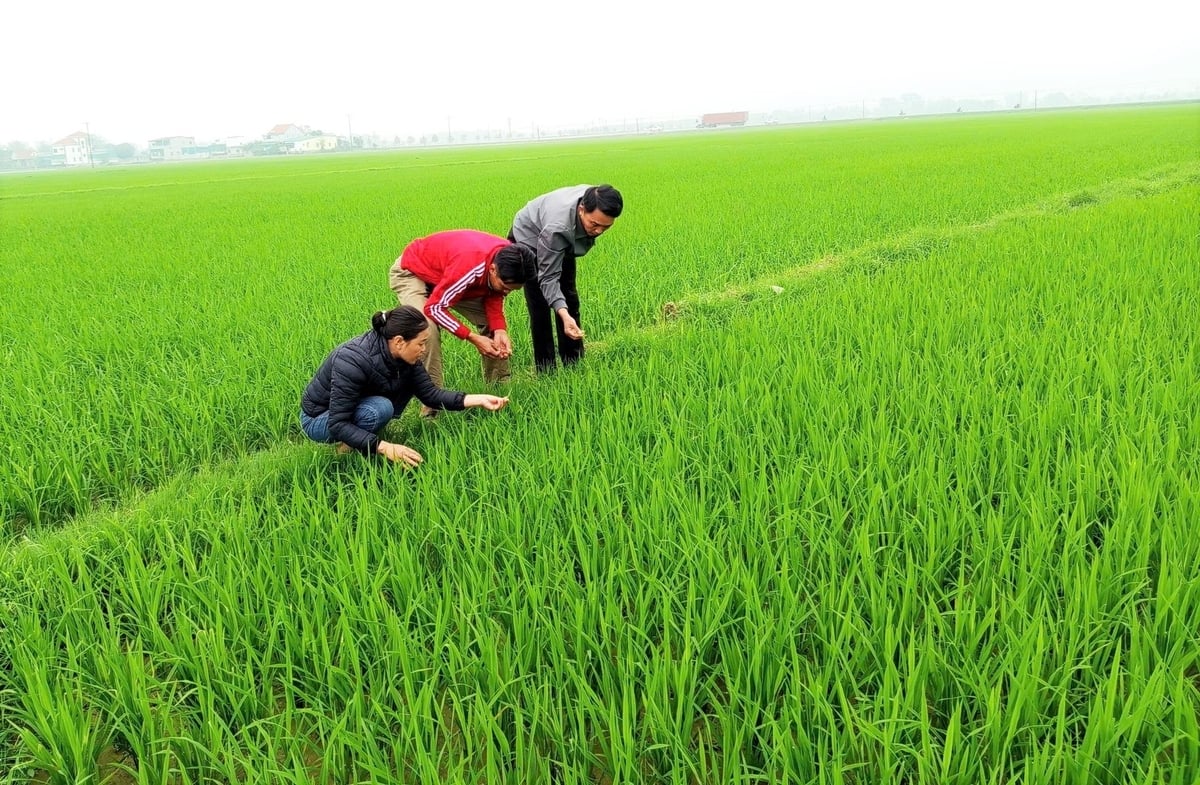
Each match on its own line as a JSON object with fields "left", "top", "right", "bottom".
{"left": 373, "top": 305, "right": 428, "bottom": 340}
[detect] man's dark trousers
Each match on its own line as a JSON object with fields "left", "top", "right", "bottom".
{"left": 509, "top": 232, "right": 583, "bottom": 372}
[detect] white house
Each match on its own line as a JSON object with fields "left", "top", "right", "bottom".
{"left": 221, "top": 136, "right": 248, "bottom": 157}
{"left": 291, "top": 134, "right": 339, "bottom": 153}
{"left": 51, "top": 132, "right": 91, "bottom": 166}
{"left": 148, "top": 136, "right": 195, "bottom": 161}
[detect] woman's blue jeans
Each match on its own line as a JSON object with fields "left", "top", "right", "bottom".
{"left": 300, "top": 396, "right": 394, "bottom": 444}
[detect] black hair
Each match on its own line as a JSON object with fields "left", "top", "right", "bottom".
{"left": 371, "top": 305, "right": 429, "bottom": 340}
{"left": 582, "top": 184, "right": 623, "bottom": 218}
{"left": 493, "top": 242, "right": 538, "bottom": 285}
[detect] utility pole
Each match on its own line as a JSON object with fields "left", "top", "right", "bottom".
{"left": 347, "top": 114, "right": 353, "bottom": 148}
{"left": 83, "top": 121, "right": 95, "bottom": 168}
{"left": 447, "top": 116, "right": 452, "bottom": 144}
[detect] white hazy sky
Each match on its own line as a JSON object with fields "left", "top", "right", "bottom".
{"left": 3, "top": 0, "right": 1197, "bottom": 144}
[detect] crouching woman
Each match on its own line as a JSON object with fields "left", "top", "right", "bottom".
{"left": 300, "top": 305, "right": 508, "bottom": 466}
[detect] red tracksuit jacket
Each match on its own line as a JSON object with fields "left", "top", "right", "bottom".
{"left": 399, "top": 230, "right": 512, "bottom": 339}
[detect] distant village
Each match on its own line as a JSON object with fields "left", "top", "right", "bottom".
{"left": 0, "top": 123, "right": 404, "bottom": 171}
{"left": 3, "top": 112, "right": 742, "bottom": 170}
{"left": 2, "top": 114, "right": 751, "bottom": 171}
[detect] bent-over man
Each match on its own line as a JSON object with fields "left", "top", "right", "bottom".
{"left": 509, "top": 184, "right": 623, "bottom": 373}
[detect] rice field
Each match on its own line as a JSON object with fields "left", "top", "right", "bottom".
{"left": 1, "top": 104, "right": 1198, "bottom": 783}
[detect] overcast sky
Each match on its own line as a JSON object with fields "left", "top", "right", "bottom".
{"left": 3, "top": 0, "right": 1197, "bottom": 144}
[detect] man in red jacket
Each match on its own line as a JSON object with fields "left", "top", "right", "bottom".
{"left": 389, "top": 230, "right": 537, "bottom": 416}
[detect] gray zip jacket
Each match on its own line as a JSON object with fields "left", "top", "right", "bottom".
{"left": 510, "top": 184, "right": 596, "bottom": 311}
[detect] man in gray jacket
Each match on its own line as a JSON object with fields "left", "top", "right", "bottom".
{"left": 509, "top": 184, "right": 623, "bottom": 372}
